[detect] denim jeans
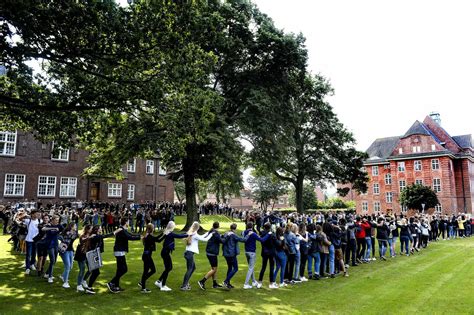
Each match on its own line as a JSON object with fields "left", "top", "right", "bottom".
{"left": 400, "top": 236, "right": 410, "bottom": 254}
{"left": 388, "top": 237, "right": 396, "bottom": 256}
{"left": 293, "top": 251, "right": 301, "bottom": 280}
{"left": 378, "top": 239, "right": 388, "bottom": 257}
{"left": 274, "top": 251, "right": 287, "bottom": 284}
{"left": 244, "top": 252, "right": 257, "bottom": 285}
{"left": 182, "top": 251, "right": 196, "bottom": 287}
{"left": 328, "top": 245, "right": 335, "bottom": 275}
{"left": 25, "top": 241, "right": 36, "bottom": 270}
{"left": 60, "top": 250, "right": 74, "bottom": 282}
{"left": 365, "top": 236, "right": 372, "bottom": 260}
{"left": 77, "top": 260, "right": 88, "bottom": 286}
{"left": 307, "top": 252, "right": 320, "bottom": 276}
{"left": 224, "top": 256, "right": 238, "bottom": 283}
{"left": 46, "top": 247, "right": 58, "bottom": 277}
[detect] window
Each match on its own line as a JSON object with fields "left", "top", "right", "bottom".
{"left": 431, "top": 144, "right": 436, "bottom": 151}
{"left": 374, "top": 201, "right": 381, "bottom": 212}
{"left": 362, "top": 201, "right": 368, "bottom": 212}
{"left": 373, "top": 183, "right": 380, "bottom": 195}
{"left": 399, "top": 180, "right": 406, "bottom": 192}
{"left": 415, "top": 179, "right": 423, "bottom": 185}
{"left": 414, "top": 160, "right": 422, "bottom": 171}
{"left": 431, "top": 159, "right": 440, "bottom": 170}
{"left": 412, "top": 146, "right": 421, "bottom": 153}
{"left": 159, "top": 165, "right": 166, "bottom": 176}
{"left": 398, "top": 162, "right": 405, "bottom": 172}
{"left": 401, "top": 205, "right": 408, "bottom": 213}
{"left": 383, "top": 165, "right": 389, "bottom": 169}
{"left": 127, "top": 159, "right": 136, "bottom": 173}
{"left": 51, "top": 143, "right": 69, "bottom": 161}
{"left": 385, "top": 173, "right": 392, "bottom": 185}
{"left": 108, "top": 183, "right": 122, "bottom": 197}
{"left": 37, "top": 176, "right": 56, "bottom": 197}
{"left": 398, "top": 148, "right": 403, "bottom": 154}
{"left": 435, "top": 204, "right": 442, "bottom": 213}
{"left": 127, "top": 184, "right": 135, "bottom": 200}
{"left": 60, "top": 177, "right": 77, "bottom": 197}
{"left": 146, "top": 160, "right": 154, "bottom": 174}
{"left": 386, "top": 192, "right": 393, "bottom": 203}
{"left": 0, "top": 131, "right": 16, "bottom": 156}
{"left": 433, "top": 178, "right": 441, "bottom": 192}
{"left": 372, "top": 166, "right": 379, "bottom": 176}
{"left": 4, "top": 174, "right": 25, "bottom": 196}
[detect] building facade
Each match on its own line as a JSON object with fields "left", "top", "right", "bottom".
{"left": 0, "top": 131, "right": 174, "bottom": 205}
{"left": 344, "top": 114, "right": 474, "bottom": 215}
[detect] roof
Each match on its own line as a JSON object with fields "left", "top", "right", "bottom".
{"left": 452, "top": 135, "right": 473, "bottom": 149}
{"left": 386, "top": 151, "right": 454, "bottom": 161}
{"left": 366, "top": 136, "right": 400, "bottom": 159}
{"left": 403, "top": 120, "right": 431, "bottom": 138}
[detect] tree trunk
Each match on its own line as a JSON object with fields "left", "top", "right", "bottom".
{"left": 216, "top": 184, "right": 221, "bottom": 204}
{"left": 295, "top": 174, "right": 304, "bottom": 213}
{"left": 183, "top": 157, "right": 199, "bottom": 230}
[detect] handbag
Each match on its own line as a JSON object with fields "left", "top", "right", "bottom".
{"left": 86, "top": 247, "right": 103, "bottom": 271}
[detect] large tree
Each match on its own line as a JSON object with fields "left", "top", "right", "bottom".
{"left": 248, "top": 73, "right": 368, "bottom": 213}
{"left": 399, "top": 184, "right": 439, "bottom": 212}
{"left": 248, "top": 173, "right": 287, "bottom": 211}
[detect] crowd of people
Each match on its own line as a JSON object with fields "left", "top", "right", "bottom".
{"left": 1, "top": 203, "right": 473, "bottom": 295}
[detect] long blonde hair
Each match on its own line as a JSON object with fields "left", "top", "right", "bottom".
{"left": 164, "top": 221, "right": 176, "bottom": 235}
{"left": 142, "top": 223, "right": 154, "bottom": 242}
{"left": 186, "top": 222, "right": 200, "bottom": 245}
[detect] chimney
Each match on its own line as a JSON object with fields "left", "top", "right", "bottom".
{"left": 429, "top": 111, "right": 441, "bottom": 125}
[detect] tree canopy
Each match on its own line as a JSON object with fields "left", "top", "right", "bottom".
{"left": 399, "top": 184, "right": 439, "bottom": 212}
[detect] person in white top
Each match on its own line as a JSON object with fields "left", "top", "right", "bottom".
{"left": 181, "top": 222, "right": 212, "bottom": 290}
{"left": 23, "top": 210, "right": 40, "bottom": 275}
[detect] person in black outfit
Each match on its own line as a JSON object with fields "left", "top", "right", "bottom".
{"left": 198, "top": 222, "right": 223, "bottom": 290}
{"left": 139, "top": 223, "right": 163, "bottom": 293}
{"left": 85, "top": 225, "right": 115, "bottom": 294}
{"left": 258, "top": 222, "right": 275, "bottom": 287}
{"left": 107, "top": 218, "right": 141, "bottom": 293}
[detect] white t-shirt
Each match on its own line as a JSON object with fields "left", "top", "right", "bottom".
{"left": 185, "top": 232, "right": 213, "bottom": 254}
{"left": 24, "top": 218, "right": 39, "bottom": 242}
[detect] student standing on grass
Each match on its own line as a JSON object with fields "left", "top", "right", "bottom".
{"left": 74, "top": 224, "right": 92, "bottom": 292}
{"left": 258, "top": 222, "right": 276, "bottom": 288}
{"left": 298, "top": 223, "right": 309, "bottom": 282}
{"left": 376, "top": 217, "right": 389, "bottom": 260}
{"left": 198, "top": 221, "right": 223, "bottom": 290}
{"left": 23, "top": 210, "right": 40, "bottom": 275}
{"left": 59, "top": 223, "right": 78, "bottom": 288}
{"left": 107, "top": 218, "right": 141, "bottom": 293}
{"left": 181, "top": 222, "right": 213, "bottom": 291}
{"left": 272, "top": 227, "right": 287, "bottom": 288}
{"left": 331, "top": 222, "right": 348, "bottom": 277}
{"left": 284, "top": 223, "right": 297, "bottom": 283}
{"left": 388, "top": 217, "right": 398, "bottom": 258}
{"left": 242, "top": 222, "right": 272, "bottom": 289}
{"left": 35, "top": 214, "right": 50, "bottom": 277}
{"left": 398, "top": 218, "right": 411, "bottom": 256}
{"left": 86, "top": 225, "right": 116, "bottom": 294}
{"left": 44, "top": 215, "right": 63, "bottom": 283}
{"left": 138, "top": 223, "right": 163, "bottom": 293}
{"left": 154, "top": 221, "right": 187, "bottom": 291}
{"left": 355, "top": 216, "right": 366, "bottom": 263}
{"left": 318, "top": 224, "right": 331, "bottom": 278}
{"left": 307, "top": 223, "right": 321, "bottom": 280}
{"left": 222, "top": 223, "right": 249, "bottom": 289}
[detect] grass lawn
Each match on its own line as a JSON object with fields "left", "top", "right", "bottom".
{"left": 1, "top": 215, "right": 473, "bottom": 314}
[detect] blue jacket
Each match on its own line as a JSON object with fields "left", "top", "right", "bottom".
{"left": 159, "top": 232, "right": 187, "bottom": 252}
{"left": 284, "top": 231, "right": 298, "bottom": 254}
{"left": 222, "top": 232, "right": 246, "bottom": 257}
{"left": 243, "top": 229, "right": 271, "bottom": 253}
{"left": 205, "top": 230, "right": 222, "bottom": 256}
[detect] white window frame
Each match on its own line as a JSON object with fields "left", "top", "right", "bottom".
{"left": 433, "top": 178, "right": 441, "bottom": 192}
{"left": 414, "top": 160, "right": 422, "bottom": 171}
{"left": 146, "top": 160, "right": 155, "bottom": 174}
{"left": 37, "top": 175, "right": 56, "bottom": 197}
{"left": 431, "top": 159, "right": 440, "bottom": 170}
{"left": 4, "top": 173, "right": 25, "bottom": 196}
{"left": 401, "top": 205, "right": 408, "bottom": 213}
{"left": 59, "top": 177, "right": 77, "bottom": 198}
{"left": 362, "top": 201, "right": 368, "bottom": 212}
{"left": 431, "top": 144, "right": 436, "bottom": 151}
{"left": 0, "top": 131, "right": 17, "bottom": 156}
{"left": 385, "top": 173, "right": 392, "bottom": 185}
{"left": 398, "top": 148, "right": 403, "bottom": 154}
{"left": 127, "top": 184, "right": 135, "bottom": 200}
{"left": 372, "top": 166, "right": 379, "bottom": 176}
{"left": 159, "top": 165, "right": 166, "bottom": 176}
{"left": 127, "top": 159, "right": 136, "bottom": 173}
{"left": 435, "top": 204, "right": 442, "bottom": 213}
{"left": 399, "top": 180, "right": 406, "bottom": 192}
{"left": 374, "top": 201, "right": 381, "bottom": 212}
{"left": 386, "top": 192, "right": 393, "bottom": 203}
{"left": 373, "top": 183, "right": 380, "bottom": 195}
{"left": 108, "top": 183, "right": 122, "bottom": 198}
{"left": 412, "top": 146, "right": 421, "bottom": 153}
{"left": 415, "top": 179, "right": 423, "bottom": 185}
{"left": 51, "top": 142, "right": 69, "bottom": 161}
{"left": 398, "top": 162, "right": 405, "bottom": 172}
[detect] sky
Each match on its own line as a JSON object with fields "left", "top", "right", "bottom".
{"left": 253, "top": 0, "right": 474, "bottom": 151}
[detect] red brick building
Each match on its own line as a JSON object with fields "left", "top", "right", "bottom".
{"left": 347, "top": 113, "right": 474, "bottom": 215}
{"left": 0, "top": 131, "right": 174, "bottom": 205}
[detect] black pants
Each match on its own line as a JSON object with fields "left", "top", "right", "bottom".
{"left": 258, "top": 253, "right": 275, "bottom": 283}
{"left": 141, "top": 253, "right": 156, "bottom": 289}
{"left": 285, "top": 253, "right": 295, "bottom": 281}
{"left": 356, "top": 238, "right": 366, "bottom": 260}
{"left": 341, "top": 243, "right": 347, "bottom": 264}
{"left": 371, "top": 237, "right": 375, "bottom": 257}
{"left": 299, "top": 253, "right": 308, "bottom": 278}
{"left": 111, "top": 255, "right": 127, "bottom": 287}
{"left": 158, "top": 249, "right": 173, "bottom": 286}
{"left": 88, "top": 269, "right": 100, "bottom": 288}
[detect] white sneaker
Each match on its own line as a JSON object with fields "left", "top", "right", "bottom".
{"left": 62, "top": 282, "right": 70, "bottom": 289}
{"left": 301, "top": 277, "right": 308, "bottom": 282}
{"left": 160, "top": 286, "right": 171, "bottom": 291}
{"left": 48, "top": 277, "right": 54, "bottom": 283}
{"left": 30, "top": 265, "right": 36, "bottom": 271}
{"left": 82, "top": 280, "right": 89, "bottom": 289}
{"left": 279, "top": 282, "right": 287, "bottom": 288}
{"left": 77, "top": 285, "right": 85, "bottom": 292}
{"left": 372, "top": 257, "right": 376, "bottom": 261}
{"left": 43, "top": 274, "right": 49, "bottom": 279}
{"left": 243, "top": 284, "right": 253, "bottom": 289}
{"left": 155, "top": 280, "right": 163, "bottom": 289}
{"left": 253, "top": 281, "right": 262, "bottom": 289}
{"left": 25, "top": 269, "right": 30, "bottom": 275}
{"left": 269, "top": 283, "right": 279, "bottom": 289}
